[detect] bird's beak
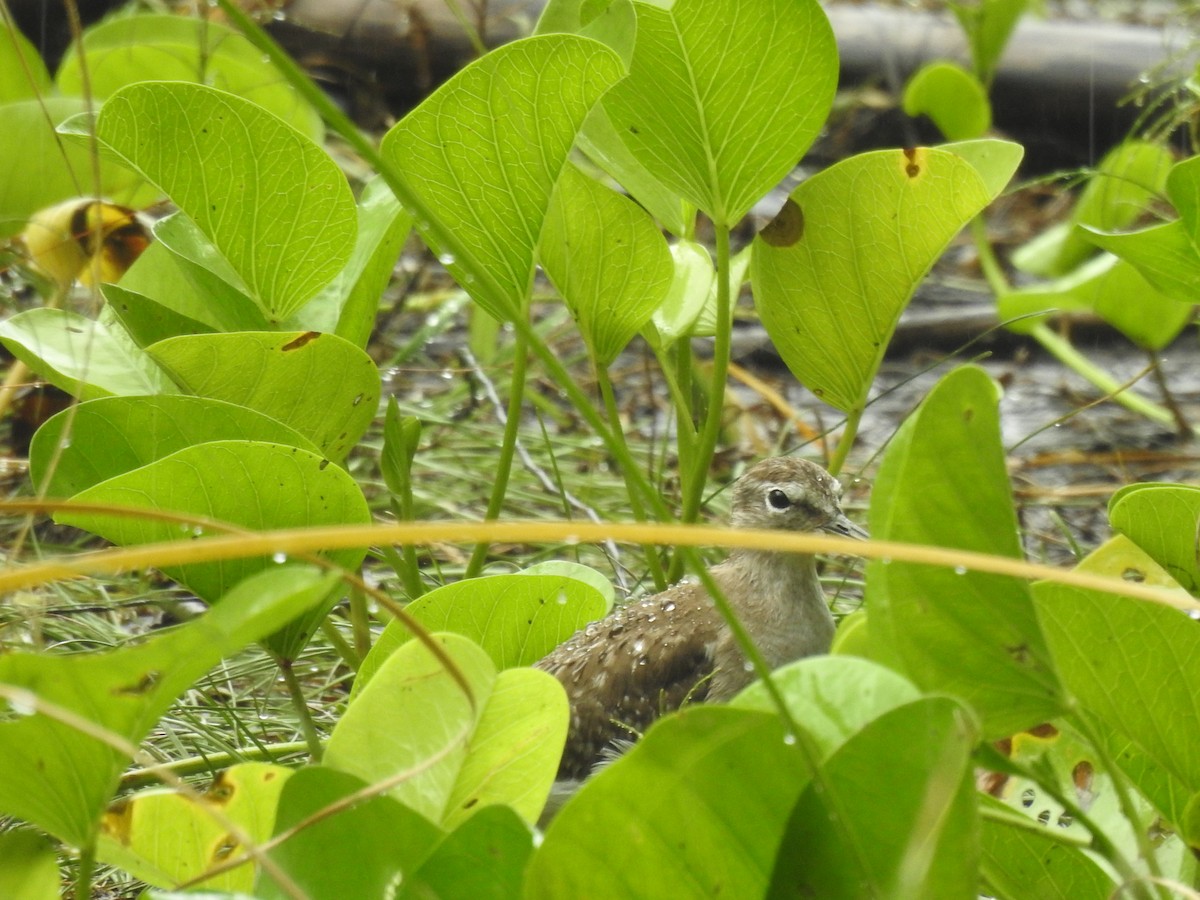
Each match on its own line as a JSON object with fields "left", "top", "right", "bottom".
{"left": 824, "top": 513, "right": 869, "bottom": 541}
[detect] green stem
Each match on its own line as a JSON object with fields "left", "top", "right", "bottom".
{"left": 348, "top": 582, "right": 373, "bottom": 660}
{"left": 278, "top": 659, "right": 323, "bottom": 762}
{"left": 826, "top": 407, "right": 862, "bottom": 478}
{"left": 1031, "top": 323, "right": 1182, "bottom": 430}
{"left": 73, "top": 842, "right": 95, "bottom": 900}
{"left": 686, "top": 223, "right": 734, "bottom": 518}
{"left": 465, "top": 329, "right": 528, "bottom": 577}
{"left": 1073, "top": 713, "right": 1164, "bottom": 888}
{"left": 320, "top": 617, "right": 361, "bottom": 671}
{"left": 597, "top": 366, "right": 668, "bottom": 591}
{"left": 121, "top": 742, "right": 310, "bottom": 791}
{"left": 971, "top": 214, "right": 1010, "bottom": 295}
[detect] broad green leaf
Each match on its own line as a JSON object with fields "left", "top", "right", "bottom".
{"left": 0, "top": 25, "right": 50, "bottom": 102}
{"left": 119, "top": 226, "right": 271, "bottom": 334}
{"left": 942, "top": 139, "right": 1026, "bottom": 198}
{"left": 102, "top": 284, "right": 216, "bottom": 347}
{"left": 1166, "top": 153, "right": 1200, "bottom": 245}
{"left": 903, "top": 61, "right": 991, "bottom": 140}
{"left": 353, "top": 572, "right": 608, "bottom": 700}
{"left": 526, "top": 707, "right": 810, "bottom": 899}
{"left": 91, "top": 81, "right": 355, "bottom": 321}
{"left": 259, "top": 767, "right": 442, "bottom": 900}
{"left": 0, "top": 307, "right": 176, "bottom": 399}
{"left": 644, "top": 239, "right": 714, "bottom": 348}
{"left": 1013, "top": 140, "right": 1173, "bottom": 277}
{"left": 1036, "top": 582, "right": 1200, "bottom": 812}
{"left": 540, "top": 163, "right": 673, "bottom": 366}
{"left": 400, "top": 805, "right": 533, "bottom": 900}
{"left": 381, "top": 35, "right": 623, "bottom": 320}
{"left": 866, "top": 366, "right": 1066, "bottom": 737}
{"left": 30, "top": 394, "right": 320, "bottom": 498}
{"left": 999, "top": 253, "right": 1191, "bottom": 348}
{"left": 148, "top": 331, "right": 380, "bottom": 462}
{"left": 0, "top": 829, "right": 58, "bottom": 900}
{"left": 0, "top": 565, "right": 334, "bottom": 848}
{"left": 752, "top": 146, "right": 1008, "bottom": 413}
{"left": 521, "top": 559, "right": 615, "bottom": 611}
{"left": 1083, "top": 220, "right": 1200, "bottom": 305}
{"left": 58, "top": 442, "right": 369, "bottom": 612}
{"left": 1075, "top": 534, "right": 1193, "bottom": 604}
{"left": 951, "top": 0, "right": 1029, "bottom": 84}
{"left": 769, "top": 698, "right": 979, "bottom": 899}
{"left": 308, "top": 175, "right": 413, "bottom": 347}
{"left": 443, "top": 667, "right": 568, "bottom": 828}
{"left": 0, "top": 98, "right": 145, "bottom": 237}
{"left": 1109, "top": 483, "right": 1200, "bottom": 592}
{"left": 327, "top": 633, "right": 567, "bottom": 827}
{"left": 733, "top": 655, "right": 923, "bottom": 756}
{"left": 56, "top": 14, "right": 322, "bottom": 139}
{"left": 96, "top": 763, "right": 292, "bottom": 892}
{"left": 601, "top": 0, "right": 837, "bottom": 225}
{"left": 978, "top": 795, "right": 1115, "bottom": 900}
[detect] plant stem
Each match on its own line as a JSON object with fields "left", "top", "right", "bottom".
{"left": 348, "top": 583, "right": 373, "bottom": 659}
{"left": 465, "top": 328, "right": 528, "bottom": 577}
{"left": 826, "top": 407, "right": 862, "bottom": 477}
{"left": 685, "top": 223, "right": 734, "bottom": 519}
{"left": 278, "top": 658, "right": 323, "bottom": 762}
{"left": 320, "top": 617, "right": 361, "bottom": 671}
{"left": 1031, "top": 324, "right": 1183, "bottom": 430}
{"left": 121, "top": 742, "right": 310, "bottom": 790}
{"left": 73, "top": 842, "right": 95, "bottom": 900}
{"left": 971, "top": 214, "right": 1010, "bottom": 295}
{"left": 597, "top": 366, "right": 668, "bottom": 591}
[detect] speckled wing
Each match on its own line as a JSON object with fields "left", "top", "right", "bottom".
{"left": 535, "top": 583, "right": 723, "bottom": 780}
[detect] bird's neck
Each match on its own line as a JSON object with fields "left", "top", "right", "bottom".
{"left": 719, "top": 549, "right": 835, "bottom": 664}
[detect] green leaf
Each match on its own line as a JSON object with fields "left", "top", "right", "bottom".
{"left": 732, "top": 655, "right": 923, "bottom": 756}
{"left": 30, "top": 394, "right": 320, "bottom": 498}
{"left": 0, "top": 829, "right": 58, "bottom": 900}
{"left": 903, "top": 61, "right": 991, "bottom": 140}
{"left": 0, "top": 97, "right": 145, "bottom": 238}
{"left": 1109, "top": 483, "right": 1200, "bottom": 592}
{"left": 119, "top": 222, "right": 272, "bottom": 334}
{"left": 148, "top": 331, "right": 380, "bottom": 461}
{"left": 951, "top": 0, "right": 1030, "bottom": 84}
{"left": 942, "top": 139, "right": 1027, "bottom": 197}
{"left": 540, "top": 163, "right": 673, "bottom": 366}
{"left": 313, "top": 175, "right": 413, "bottom": 347}
{"left": 526, "top": 707, "right": 810, "bottom": 899}
{"left": 381, "top": 35, "right": 623, "bottom": 320}
{"left": 102, "top": 284, "right": 216, "bottom": 347}
{"left": 752, "top": 146, "right": 1009, "bottom": 413}
{"left": 353, "top": 572, "right": 608, "bottom": 699}
{"left": 0, "top": 307, "right": 177, "bottom": 399}
{"left": 0, "top": 565, "right": 334, "bottom": 848}
{"left": 58, "top": 442, "right": 369, "bottom": 611}
{"left": 769, "top": 698, "right": 980, "bottom": 899}
{"left": 91, "top": 81, "right": 356, "bottom": 321}
{"left": 1083, "top": 220, "right": 1200, "bottom": 306}
{"left": 326, "top": 633, "right": 567, "bottom": 827}
{"left": 600, "top": 0, "right": 837, "bottom": 225}
{"left": 400, "top": 804, "right": 533, "bottom": 900}
{"left": 1165, "top": 153, "right": 1200, "bottom": 245}
{"left": 56, "top": 14, "right": 322, "bottom": 139}
{"left": 998, "top": 254, "right": 1191, "bottom": 349}
{"left": 0, "top": 25, "right": 50, "bottom": 102}
{"left": 1013, "top": 140, "right": 1174, "bottom": 277}
{"left": 866, "top": 366, "right": 1066, "bottom": 737}
{"left": 96, "top": 763, "right": 292, "bottom": 892}
{"left": 644, "top": 239, "right": 714, "bottom": 348}
{"left": 259, "top": 767, "right": 442, "bottom": 899}
{"left": 1075, "top": 534, "right": 1193, "bottom": 605}
{"left": 1036, "top": 582, "right": 1200, "bottom": 815}
{"left": 978, "top": 795, "right": 1115, "bottom": 900}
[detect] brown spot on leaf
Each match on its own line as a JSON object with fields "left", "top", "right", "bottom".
{"left": 902, "top": 146, "right": 922, "bottom": 178}
{"left": 282, "top": 331, "right": 320, "bottom": 351}
{"left": 760, "top": 198, "right": 804, "bottom": 247}
{"left": 102, "top": 799, "right": 133, "bottom": 843}
{"left": 114, "top": 670, "right": 161, "bottom": 696}
{"left": 208, "top": 771, "right": 236, "bottom": 804}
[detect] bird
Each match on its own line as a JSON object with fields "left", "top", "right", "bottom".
{"left": 535, "top": 456, "right": 868, "bottom": 781}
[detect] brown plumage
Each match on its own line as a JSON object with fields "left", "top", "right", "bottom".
{"left": 535, "top": 457, "right": 867, "bottom": 780}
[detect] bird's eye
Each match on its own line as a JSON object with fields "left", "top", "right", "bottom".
{"left": 767, "top": 489, "right": 791, "bottom": 510}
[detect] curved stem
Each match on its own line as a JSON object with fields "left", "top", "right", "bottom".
{"left": 465, "top": 327, "right": 528, "bottom": 577}
{"left": 826, "top": 407, "right": 862, "bottom": 477}
{"left": 278, "top": 659, "right": 323, "bottom": 762}
{"left": 1031, "top": 324, "right": 1184, "bottom": 430}
{"left": 597, "top": 366, "right": 668, "bottom": 591}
